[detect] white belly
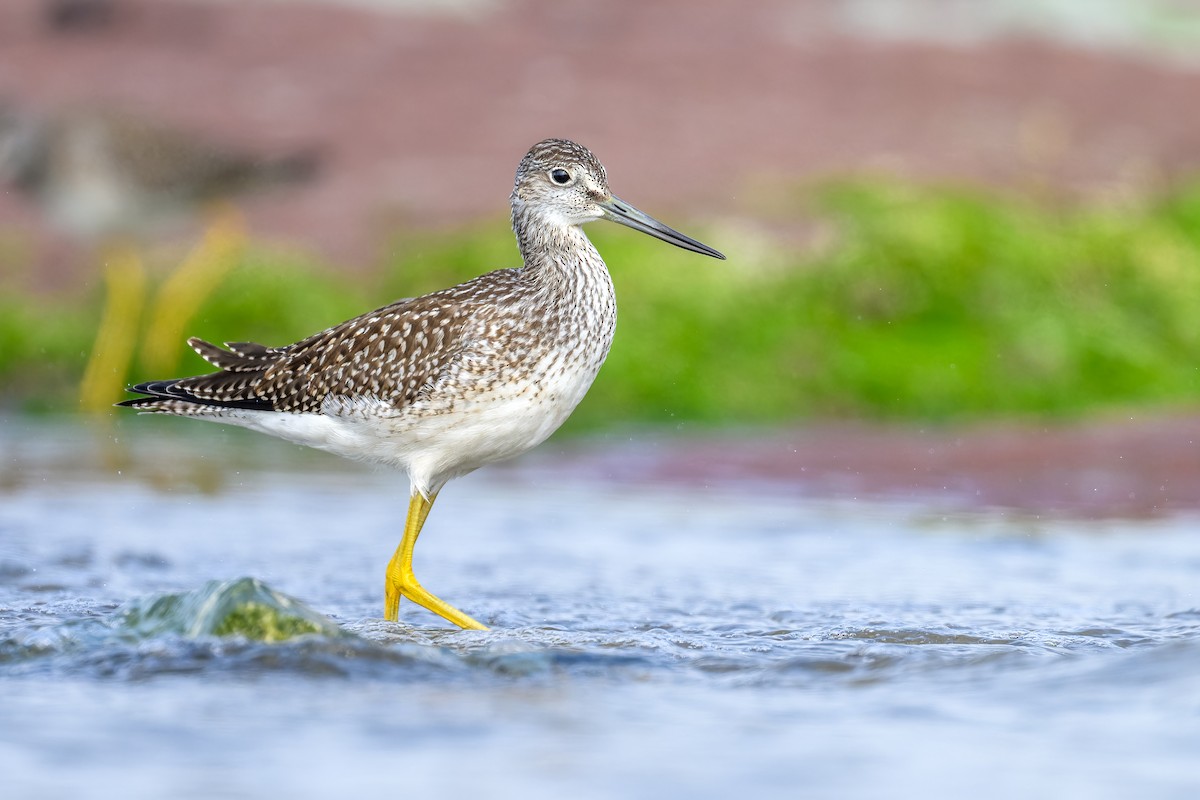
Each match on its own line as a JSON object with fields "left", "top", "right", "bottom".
{"left": 222, "top": 350, "right": 603, "bottom": 496}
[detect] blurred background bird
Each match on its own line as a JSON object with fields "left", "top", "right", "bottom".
{"left": 0, "top": 101, "right": 321, "bottom": 412}
{"left": 42, "top": 0, "right": 117, "bottom": 34}
{"left": 0, "top": 104, "right": 318, "bottom": 240}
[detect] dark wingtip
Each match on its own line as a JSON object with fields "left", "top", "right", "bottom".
{"left": 115, "top": 379, "right": 182, "bottom": 408}
{"left": 115, "top": 383, "right": 148, "bottom": 407}
{"left": 114, "top": 376, "right": 274, "bottom": 413}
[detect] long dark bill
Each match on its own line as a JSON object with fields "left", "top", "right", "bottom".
{"left": 599, "top": 195, "right": 725, "bottom": 259}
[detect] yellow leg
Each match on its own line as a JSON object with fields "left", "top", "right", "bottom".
{"left": 140, "top": 204, "right": 245, "bottom": 376}
{"left": 79, "top": 242, "right": 146, "bottom": 413}
{"left": 384, "top": 492, "right": 488, "bottom": 630}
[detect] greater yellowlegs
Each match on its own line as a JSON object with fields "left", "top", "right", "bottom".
{"left": 120, "top": 138, "right": 724, "bottom": 630}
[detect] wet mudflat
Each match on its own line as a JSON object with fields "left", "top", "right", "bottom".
{"left": 1, "top": 420, "right": 1198, "bottom": 799}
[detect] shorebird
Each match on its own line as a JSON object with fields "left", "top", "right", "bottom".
{"left": 120, "top": 138, "right": 724, "bottom": 630}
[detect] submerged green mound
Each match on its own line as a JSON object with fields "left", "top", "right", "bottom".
{"left": 119, "top": 577, "right": 342, "bottom": 643}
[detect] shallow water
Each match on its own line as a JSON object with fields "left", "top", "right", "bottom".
{"left": 1, "top": 421, "right": 1198, "bottom": 799}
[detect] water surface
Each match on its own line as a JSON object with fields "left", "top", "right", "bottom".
{"left": 1, "top": 420, "right": 1198, "bottom": 799}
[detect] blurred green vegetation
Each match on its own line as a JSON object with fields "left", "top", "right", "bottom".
{"left": 4, "top": 177, "right": 1200, "bottom": 427}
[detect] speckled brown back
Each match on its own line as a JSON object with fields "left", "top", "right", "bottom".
{"left": 120, "top": 267, "right": 536, "bottom": 415}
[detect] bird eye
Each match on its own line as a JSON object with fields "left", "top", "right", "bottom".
{"left": 549, "top": 168, "right": 572, "bottom": 185}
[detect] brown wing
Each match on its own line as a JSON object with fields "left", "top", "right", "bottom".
{"left": 254, "top": 294, "right": 469, "bottom": 412}
{"left": 119, "top": 268, "right": 528, "bottom": 416}
{"left": 120, "top": 294, "right": 470, "bottom": 415}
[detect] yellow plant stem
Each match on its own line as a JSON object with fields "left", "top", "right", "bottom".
{"left": 79, "top": 242, "right": 146, "bottom": 413}
{"left": 141, "top": 205, "right": 245, "bottom": 376}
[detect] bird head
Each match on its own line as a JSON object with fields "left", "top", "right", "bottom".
{"left": 512, "top": 138, "right": 724, "bottom": 259}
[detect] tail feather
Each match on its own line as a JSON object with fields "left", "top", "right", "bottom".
{"left": 118, "top": 338, "right": 281, "bottom": 413}
{"left": 189, "top": 337, "right": 279, "bottom": 372}
{"left": 224, "top": 341, "right": 281, "bottom": 360}
{"left": 117, "top": 379, "right": 273, "bottom": 412}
